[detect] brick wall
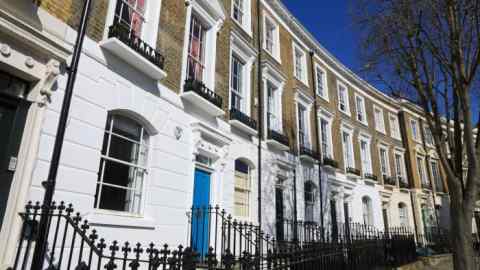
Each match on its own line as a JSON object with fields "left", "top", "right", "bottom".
{"left": 39, "top": 0, "right": 108, "bottom": 42}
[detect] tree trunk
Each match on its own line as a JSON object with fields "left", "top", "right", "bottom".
{"left": 450, "top": 196, "right": 475, "bottom": 270}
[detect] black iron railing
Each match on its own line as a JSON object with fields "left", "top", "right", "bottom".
{"left": 323, "top": 157, "right": 338, "bottom": 168}
{"left": 383, "top": 175, "right": 397, "bottom": 186}
{"left": 346, "top": 167, "right": 361, "bottom": 176}
{"left": 186, "top": 206, "right": 270, "bottom": 264}
{"left": 11, "top": 202, "right": 195, "bottom": 270}
{"left": 267, "top": 129, "right": 289, "bottom": 147}
{"left": 10, "top": 201, "right": 420, "bottom": 270}
{"left": 422, "top": 181, "right": 432, "bottom": 190}
{"left": 398, "top": 178, "right": 409, "bottom": 188}
{"left": 107, "top": 22, "right": 165, "bottom": 69}
{"left": 183, "top": 79, "right": 223, "bottom": 109}
{"left": 364, "top": 173, "right": 378, "bottom": 181}
{"left": 299, "top": 145, "right": 319, "bottom": 160}
{"left": 230, "top": 108, "right": 257, "bottom": 131}
{"left": 415, "top": 229, "right": 480, "bottom": 262}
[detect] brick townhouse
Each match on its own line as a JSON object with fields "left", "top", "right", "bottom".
{"left": 0, "top": 0, "right": 475, "bottom": 267}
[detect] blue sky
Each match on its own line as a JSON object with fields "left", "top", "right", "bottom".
{"left": 282, "top": 1, "right": 360, "bottom": 73}
{"left": 282, "top": 0, "right": 479, "bottom": 123}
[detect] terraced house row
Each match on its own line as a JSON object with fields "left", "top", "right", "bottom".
{"left": 0, "top": 0, "right": 476, "bottom": 267}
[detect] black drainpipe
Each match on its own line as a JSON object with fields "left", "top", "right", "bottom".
{"left": 256, "top": 0, "right": 263, "bottom": 230}
{"left": 309, "top": 51, "right": 325, "bottom": 241}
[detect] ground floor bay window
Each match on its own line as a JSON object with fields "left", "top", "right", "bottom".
{"left": 95, "top": 113, "right": 149, "bottom": 214}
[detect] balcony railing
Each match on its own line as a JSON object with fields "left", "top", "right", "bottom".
{"left": 299, "top": 145, "right": 319, "bottom": 160}
{"left": 346, "top": 167, "right": 361, "bottom": 176}
{"left": 383, "top": 175, "right": 397, "bottom": 186}
{"left": 364, "top": 173, "right": 378, "bottom": 181}
{"left": 230, "top": 108, "right": 257, "bottom": 131}
{"left": 323, "top": 157, "right": 339, "bottom": 168}
{"left": 267, "top": 129, "right": 289, "bottom": 147}
{"left": 422, "top": 181, "right": 432, "bottom": 190}
{"left": 184, "top": 79, "right": 223, "bottom": 109}
{"left": 108, "top": 23, "right": 165, "bottom": 69}
{"left": 399, "top": 179, "right": 409, "bottom": 189}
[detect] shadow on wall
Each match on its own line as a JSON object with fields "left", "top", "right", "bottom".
{"left": 2, "top": 0, "right": 43, "bottom": 30}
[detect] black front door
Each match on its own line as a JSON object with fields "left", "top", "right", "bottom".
{"left": 0, "top": 73, "right": 30, "bottom": 227}
{"left": 330, "top": 200, "right": 338, "bottom": 240}
{"left": 0, "top": 98, "right": 20, "bottom": 226}
{"left": 275, "top": 187, "right": 284, "bottom": 241}
{"left": 383, "top": 208, "right": 389, "bottom": 232}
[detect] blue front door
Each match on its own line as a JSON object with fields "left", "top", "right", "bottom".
{"left": 191, "top": 169, "right": 211, "bottom": 256}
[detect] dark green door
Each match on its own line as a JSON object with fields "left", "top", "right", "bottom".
{"left": 0, "top": 98, "right": 18, "bottom": 226}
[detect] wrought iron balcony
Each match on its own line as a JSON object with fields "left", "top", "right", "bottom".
{"left": 182, "top": 79, "right": 224, "bottom": 116}
{"left": 108, "top": 23, "right": 165, "bottom": 69}
{"left": 323, "top": 157, "right": 339, "bottom": 168}
{"left": 299, "top": 145, "right": 319, "bottom": 161}
{"left": 229, "top": 108, "right": 257, "bottom": 135}
{"left": 364, "top": 173, "right": 378, "bottom": 181}
{"left": 346, "top": 167, "right": 361, "bottom": 177}
{"left": 399, "top": 179, "right": 409, "bottom": 189}
{"left": 100, "top": 22, "right": 167, "bottom": 80}
{"left": 383, "top": 175, "right": 397, "bottom": 186}
{"left": 267, "top": 129, "right": 289, "bottom": 150}
{"left": 422, "top": 181, "right": 432, "bottom": 190}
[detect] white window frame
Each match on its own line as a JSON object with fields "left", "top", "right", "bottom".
{"left": 292, "top": 43, "right": 309, "bottom": 86}
{"left": 416, "top": 154, "right": 429, "bottom": 187}
{"left": 411, "top": 118, "right": 421, "bottom": 142}
{"left": 304, "top": 180, "right": 316, "bottom": 222}
{"left": 398, "top": 203, "right": 409, "bottom": 227}
{"left": 374, "top": 105, "right": 386, "bottom": 134}
{"left": 229, "top": 32, "right": 256, "bottom": 116}
{"left": 263, "top": 13, "right": 281, "bottom": 63}
{"left": 234, "top": 159, "right": 252, "bottom": 219}
{"left": 180, "top": 1, "right": 224, "bottom": 91}
{"left": 314, "top": 64, "right": 328, "bottom": 101}
{"left": 341, "top": 124, "right": 355, "bottom": 170}
{"left": 355, "top": 94, "right": 368, "bottom": 126}
{"left": 378, "top": 144, "right": 391, "bottom": 178}
{"left": 362, "top": 196, "right": 374, "bottom": 226}
{"left": 394, "top": 149, "right": 406, "bottom": 183}
{"left": 430, "top": 159, "right": 442, "bottom": 191}
{"left": 295, "top": 92, "right": 313, "bottom": 149}
{"left": 424, "top": 125, "right": 434, "bottom": 146}
{"left": 358, "top": 133, "right": 372, "bottom": 175}
{"left": 337, "top": 81, "right": 350, "bottom": 116}
{"left": 319, "top": 110, "right": 334, "bottom": 159}
{"left": 104, "top": 0, "right": 162, "bottom": 47}
{"left": 231, "top": 0, "right": 252, "bottom": 36}
{"left": 263, "top": 63, "right": 286, "bottom": 136}
{"left": 389, "top": 113, "right": 401, "bottom": 140}
{"left": 96, "top": 114, "right": 151, "bottom": 215}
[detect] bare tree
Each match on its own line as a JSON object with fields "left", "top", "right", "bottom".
{"left": 354, "top": 0, "right": 480, "bottom": 269}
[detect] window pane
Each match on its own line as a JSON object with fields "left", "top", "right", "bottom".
{"left": 234, "top": 160, "right": 250, "bottom": 217}
{"left": 96, "top": 113, "right": 148, "bottom": 214}
{"left": 316, "top": 68, "right": 324, "bottom": 96}
{"left": 187, "top": 17, "right": 205, "bottom": 81}
{"left": 231, "top": 56, "right": 244, "bottom": 111}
